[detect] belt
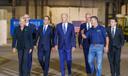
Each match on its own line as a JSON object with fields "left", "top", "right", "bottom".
{"left": 91, "top": 43, "right": 103, "bottom": 46}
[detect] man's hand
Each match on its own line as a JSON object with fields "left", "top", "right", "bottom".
{"left": 55, "top": 45, "right": 58, "bottom": 51}
{"left": 12, "top": 48, "right": 16, "bottom": 53}
{"left": 79, "top": 44, "right": 83, "bottom": 49}
{"left": 51, "top": 47, "right": 55, "bottom": 51}
{"left": 34, "top": 46, "right": 37, "bottom": 50}
{"left": 104, "top": 37, "right": 109, "bottom": 53}
{"left": 81, "top": 29, "right": 84, "bottom": 34}
{"left": 72, "top": 47, "right": 76, "bottom": 52}
{"left": 104, "top": 46, "right": 109, "bottom": 53}
{"left": 34, "top": 46, "right": 37, "bottom": 52}
{"left": 81, "top": 29, "right": 86, "bottom": 39}
{"left": 29, "top": 49, "right": 33, "bottom": 54}
{"left": 82, "top": 34, "right": 86, "bottom": 39}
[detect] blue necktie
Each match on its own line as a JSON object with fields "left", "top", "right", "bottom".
{"left": 63, "top": 24, "right": 66, "bottom": 34}
{"left": 43, "top": 26, "right": 46, "bottom": 34}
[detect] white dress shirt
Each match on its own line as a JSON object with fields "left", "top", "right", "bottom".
{"left": 111, "top": 26, "right": 116, "bottom": 36}
{"left": 43, "top": 24, "right": 48, "bottom": 31}
{"left": 87, "top": 22, "right": 92, "bottom": 30}
{"left": 62, "top": 23, "right": 68, "bottom": 32}
{"left": 26, "top": 22, "right": 29, "bottom": 26}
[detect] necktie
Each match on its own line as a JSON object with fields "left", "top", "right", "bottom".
{"left": 87, "top": 23, "right": 90, "bottom": 30}
{"left": 63, "top": 23, "right": 66, "bottom": 34}
{"left": 111, "top": 27, "right": 115, "bottom": 38}
{"left": 43, "top": 26, "right": 46, "bottom": 34}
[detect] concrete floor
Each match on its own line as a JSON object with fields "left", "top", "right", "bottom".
{"left": 0, "top": 43, "right": 128, "bottom": 76}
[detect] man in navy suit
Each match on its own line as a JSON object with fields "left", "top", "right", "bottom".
{"left": 78, "top": 13, "right": 92, "bottom": 74}
{"left": 24, "top": 14, "right": 37, "bottom": 74}
{"left": 36, "top": 16, "right": 54, "bottom": 76}
{"left": 54, "top": 13, "right": 76, "bottom": 76}
{"left": 24, "top": 14, "right": 37, "bottom": 46}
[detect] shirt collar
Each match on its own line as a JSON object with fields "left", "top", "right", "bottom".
{"left": 93, "top": 24, "right": 99, "bottom": 29}
{"left": 87, "top": 22, "right": 92, "bottom": 27}
{"left": 44, "top": 24, "right": 48, "bottom": 28}
{"left": 111, "top": 25, "right": 116, "bottom": 29}
{"left": 63, "top": 22, "right": 68, "bottom": 25}
{"left": 26, "top": 22, "right": 29, "bottom": 26}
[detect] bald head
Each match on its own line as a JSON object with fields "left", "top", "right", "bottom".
{"left": 61, "top": 13, "right": 68, "bottom": 23}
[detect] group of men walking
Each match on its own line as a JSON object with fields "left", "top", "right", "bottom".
{"left": 12, "top": 13, "right": 125, "bottom": 76}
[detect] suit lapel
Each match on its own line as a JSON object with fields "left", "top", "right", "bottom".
{"left": 66, "top": 23, "right": 70, "bottom": 34}
{"left": 45, "top": 25, "right": 49, "bottom": 34}
{"left": 60, "top": 23, "right": 64, "bottom": 34}
{"left": 43, "top": 25, "right": 49, "bottom": 35}
{"left": 109, "top": 27, "right": 112, "bottom": 38}
{"left": 110, "top": 26, "right": 118, "bottom": 39}
{"left": 60, "top": 23, "right": 70, "bottom": 35}
{"left": 85, "top": 23, "right": 88, "bottom": 30}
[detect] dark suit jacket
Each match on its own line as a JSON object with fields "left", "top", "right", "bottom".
{"left": 27, "top": 23, "right": 37, "bottom": 45}
{"left": 78, "top": 23, "right": 90, "bottom": 48}
{"left": 54, "top": 23, "right": 76, "bottom": 50}
{"left": 36, "top": 25, "right": 54, "bottom": 50}
{"left": 107, "top": 26, "right": 125, "bottom": 49}
{"left": 12, "top": 26, "right": 33, "bottom": 50}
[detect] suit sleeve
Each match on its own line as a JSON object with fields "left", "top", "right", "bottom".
{"left": 78, "top": 24, "right": 83, "bottom": 46}
{"left": 29, "top": 28, "right": 34, "bottom": 49}
{"left": 32, "top": 24, "right": 37, "bottom": 46}
{"left": 50, "top": 26, "right": 55, "bottom": 47}
{"left": 120, "top": 29, "right": 125, "bottom": 46}
{"left": 102, "top": 27, "right": 108, "bottom": 41}
{"left": 71, "top": 25, "right": 76, "bottom": 48}
{"left": 86, "top": 29, "right": 90, "bottom": 39}
{"left": 54, "top": 25, "right": 58, "bottom": 46}
{"left": 35, "top": 26, "right": 41, "bottom": 45}
{"left": 12, "top": 27, "right": 17, "bottom": 48}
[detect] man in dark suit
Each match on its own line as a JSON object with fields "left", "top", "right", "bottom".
{"left": 36, "top": 16, "right": 54, "bottom": 76}
{"left": 12, "top": 17, "right": 33, "bottom": 76}
{"left": 78, "top": 13, "right": 92, "bottom": 74}
{"left": 24, "top": 14, "right": 37, "bottom": 45}
{"left": 54, "top": 13, "right": 76, "bottom": 76}
{"left": 24, "top": 14, "right": 37, "bottom": 73}
{"left": 107, "top": 18, "right": 125, "bottom": 76}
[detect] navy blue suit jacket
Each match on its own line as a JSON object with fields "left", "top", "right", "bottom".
{"left": 78, "top": 23, "right": 90, "bottom": 47}
{"left": 54, "top": 23, "right": 76, "bottom": 50}
{"left": 37, "top": 25, "right": 54, "bottom": 50}
{"left": 12, "top": 26, "right": 33, "bottom": 50}
{"left": 27, "top": 23, "right": 37, "bottom": 45}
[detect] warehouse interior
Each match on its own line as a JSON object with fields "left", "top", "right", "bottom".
{"left": 0, "top": 0, "right": 128, "bottom": 76}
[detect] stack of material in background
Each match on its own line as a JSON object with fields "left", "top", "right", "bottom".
{"left": 0, "top": 9, "right": 7, "bottom": 46}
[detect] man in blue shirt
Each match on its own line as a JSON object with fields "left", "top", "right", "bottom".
{"left": 81, "top": 16, "right": 109, "bottom": 76}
